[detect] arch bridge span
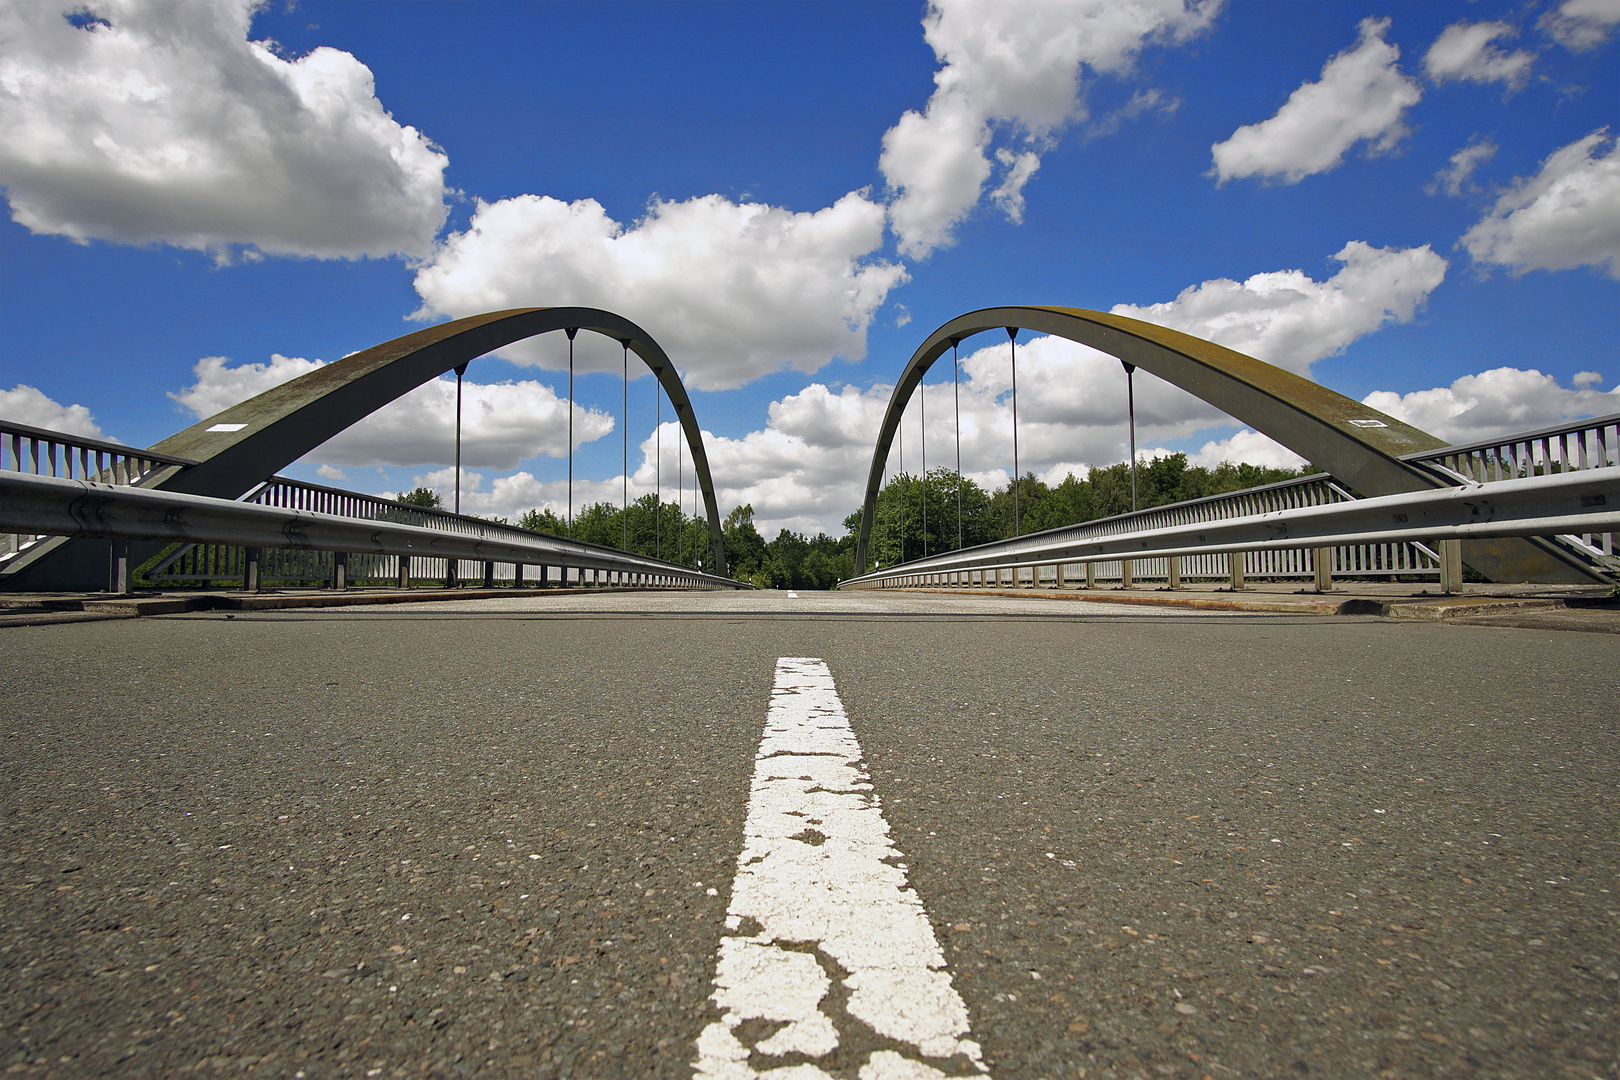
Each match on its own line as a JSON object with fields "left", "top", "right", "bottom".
{"left": 7, "top": 307, "right": 728, "bottom": 589}
{"left": 855, "top": 306, "right": 1598, "bottom": 584}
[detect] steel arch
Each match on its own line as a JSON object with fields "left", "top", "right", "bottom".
{"left": 14, "top": 307, "right": 727, "bottom": 588}
{"left": 854, "top": 306, "right": 1596, "bottom": 583}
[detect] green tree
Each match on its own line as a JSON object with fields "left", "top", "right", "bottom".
{"left": 723, "top": 504, "right": 768, "bottom": 582}
{"left": 397, "top": 486, "right": 442, "bottom": 509}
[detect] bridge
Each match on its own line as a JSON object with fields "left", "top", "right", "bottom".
{"left": 3, "top": 308, "right": 1618, "bottom": 1078}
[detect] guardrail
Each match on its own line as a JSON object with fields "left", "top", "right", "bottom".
{"left": 1403, "top": 410, "right": 1618, "bottom": 564}
{"left": 1, "top": 420, "right": 195, "bottom": 563}
{"left": 0, "top": 471, "right": 750, "bottom": 593}
{"left": 140, "top": 475, "right": 674, "bottom": 590}
{"left": 839, "top": 469, "right": 1620, "bottom": 592}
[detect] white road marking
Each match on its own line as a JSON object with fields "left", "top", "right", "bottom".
{"left": 695, "top": 657, "right": 987, "bottom": 1079}
{"left": 787, "top": 591, "right": 799, "bottom": 599}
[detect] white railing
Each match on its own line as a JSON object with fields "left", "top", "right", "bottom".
{"left": 0, "top": 471, "right": 748, "bottom": 593}
{"left": 1, "top": 420, "right": 195, "bottom": 563}
{"left": 841, "top": 469, "right": 1620, "bottom": 592}
{"left": 1403, "top": 411, "right": 1618, "bottom": 561}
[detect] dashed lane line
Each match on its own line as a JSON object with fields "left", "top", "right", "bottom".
{"left": 695, "top": 657, "right": 987, "bottom": 1079}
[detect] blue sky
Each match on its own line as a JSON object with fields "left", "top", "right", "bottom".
{"left": 2, "top": 0, "right": 1617, "bottom": 536}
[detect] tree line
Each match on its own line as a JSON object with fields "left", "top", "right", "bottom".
{"left": 400, "top": 451, "right": 1315, "bottom": 590}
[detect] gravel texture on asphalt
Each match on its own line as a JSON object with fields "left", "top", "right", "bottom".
{"left": 2, "top": 589, "right": 1615, "bottom": 1080}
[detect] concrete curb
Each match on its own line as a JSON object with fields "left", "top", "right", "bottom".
{"left": 0, "top": 586, "right": 681, "bottom": 626}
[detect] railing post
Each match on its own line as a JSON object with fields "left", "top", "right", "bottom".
{"left": 1085, "top": 562, "right": 1096, "bottom": 589}
{"left": 397, "top": 555, "right": 411, "bottom": 590}
{"left": 1228, "top": 551, "right": 1246, "bottom": 591}
{"left": 445, "top": 558, "right": 459, "bottom": 590}
{"left": 1313, "top": 547, "right": 1333, "bottom": 592}
{"left": 514, "top": 562, "right": 525, "bottom": 587}
{"left": 483, "top": 560, "right": 495, "bottom": 589}
{"left": 539, "top": 564, "right": 550, "bottom": 587}
{"left": 1119, "top": 559, "right": 1133, "bottom": 589}
{"left": 1055, "top": 563, "right": 1065, "bottom": 589}
{"left": 109, "top": 540, "right": 131, "bottom": 595}
{"left": 332, "top": 551, "right": 349, "bottom": 591}
{"left": 243, "top": 547, "right": 262, "bottom": 593}
{"left": 1168, "top": 556, "right": 1182, "bottom": 590}
{"left": 1439, "top": 539, "right": 1463, "bottom": 595}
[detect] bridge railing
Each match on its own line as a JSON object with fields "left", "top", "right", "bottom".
{"left": 1, "top": 470, "right": 749, "bottom": 592}
{"left": 1, "top": 420, "right": 196, "bottom": 562}
{"left": 865, "top": 473, "right": 1444, "bottom": 591}
{"left": 1402, "top": 411, "right": 1618, "bottom": 562}
{"left": 142, "top": 475, "right": 700, "bottom": 589}
{"left": 841, "top": 467, "right": 1620, "bottom": 593}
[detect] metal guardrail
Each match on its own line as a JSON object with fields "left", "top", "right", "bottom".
{"left": 1, "top": 420, "right": 196, "bottom": 563}
{"left": 867, "top": 472, "right": 1446, "bottom": 590}
{"left": 1403, "top": 411, "right": 1618, "bottom": 563}
{"left": 839, "top": 469, "right": 1620, "bottom": 592}
{"left": 0, "top": 471, "right": 750, "bottom": 592}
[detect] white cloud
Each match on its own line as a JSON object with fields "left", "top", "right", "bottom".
{"left": 1539, "top": 0, "right": 1620, "bottom": 51}
{"left": 1461, "top": 128, "right": 1620, "bottom": 277}
{"left": 0, "top": 384, "right": 108, "bottom": 439}
{"left": 1424, "top": 21, "right": 1535, "bottom": 90}
{"left": 169, "top": 354, "right": 613, "bottom": 468}
{"left": 0, "top": 0, "right": 449, "bottom": 260}
{"left": 1429, "top": 136, "right": 1499, "bottom": 196}
{"left": 881, "top": 0, "right": 1220, "bottom": 256}
{"left": 1363, "top": 368, "right": 1618, "bottom": 443}
{"left": 410, "top": 191, "right": 907, "bottom": 392}
{"left": 315, "top": 464, "right": 347, "bottom": 482}
{"left": 1186, "top": 429, "right": 1307, "bottom": 471}
{"left": 1211, "top": 17, "right": 1423, "bottom": 184}
{"left": 1110, "top": 241, "right": 1448, "bottom": 375}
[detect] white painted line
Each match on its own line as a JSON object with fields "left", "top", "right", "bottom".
{"left": 695, "top": 657, "right": 987, "bottom": 1079}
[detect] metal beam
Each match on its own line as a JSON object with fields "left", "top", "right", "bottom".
{"left": 842, "top": 469, "right": 1620, "bottom": 588}
{"left": 1, "top": 472, "right": 749, "bottom": 589}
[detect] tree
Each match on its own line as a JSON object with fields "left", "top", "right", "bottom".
{"left": 723, "top": 503, "right": 768, "bottom": 582}
{"left": 397, "top": 486, "right": 442, "bottom": 509}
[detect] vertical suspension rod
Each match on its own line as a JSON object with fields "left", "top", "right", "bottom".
{"left": 622, "top": 340, "right": 629, "bottom": 550}
{"left": 566, "top": 328, "right": 577, "bottom": 538}
{"left": 1007, "top": 327, "right": 1020, "bottom": 537}
{"left": 1123, "top": 360, "right": 1138, "bottom": 513}
{"left": 952, "top": 338, "right": 962, "bottom": 553}
{"left": 453, "top": 362, "right": 468, "bottom": 515}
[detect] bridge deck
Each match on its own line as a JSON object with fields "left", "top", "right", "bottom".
{"left": 4, "top": 591, "right": 1615, "bottom": 1078}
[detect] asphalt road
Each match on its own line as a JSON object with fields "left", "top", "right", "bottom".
{"left": 3, "top": 590, "right": 1616, "bottom": 1080}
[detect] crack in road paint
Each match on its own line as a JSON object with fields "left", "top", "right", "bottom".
{"left": 695, "top": 657, "right": 988, "bottom": 1079}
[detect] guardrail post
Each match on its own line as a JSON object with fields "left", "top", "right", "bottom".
{"left": 483, "top": 560, "right": 495, "bottom": 588}
{"left": 1055, "top": 564, "right": 1066, "bottom": 589}
{"left": 1439, "top": 539, "right": 1463, "bottom": 595}
{"left": 331, "top": 551, "right": 349, "bottom": 591}
{"left": 538, "top": 564, "right": 549, "bottom": 587}
{"left": 397, "top": 555, "right": 411, "bottom": 589}
{"left": 1228, "top": 552, "right": 1246, "bottom": 591}
{"left": 1313, "top": 547, "right": 1333, "bottom": 592}
{"left": 445, "top": 558, "right": 459, "bottom": 589}
{"left": 1168, "top": 556, "right": 1182, "bottom": 590}
{"left": 1085, "top": 562, "right": 1096, "bottom": 589}
{"left": 1119, "top": 559, "right": 1133, "bottom": 589}
{"left": 109, "top": 540, "right": 131, "bottom": 595}
{"left": 514, "top": 562, "right": 525, "bottom": 587}
{"left": 243, "top": 547, "right": 262, "bottom": 593}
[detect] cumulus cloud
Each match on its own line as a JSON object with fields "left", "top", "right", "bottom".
{"left": 1539, "top": 0, "right": 1620, "bottom": 51}
{"left": 168, "top": 354, "right": 613, "bottom": 468}
{"left": 1363, "top": 368, "right": 1618, "bottom": 443}
{"left": 0, "top": 0, "right": 449, "bottom": 260}
{"left": 1185, "top": 429, "right": 1307, "bottom": 471}
{"left": 881, "top": 0, "right": 1220, "bottom": 256}
{"left": 0, "top": 384, "right": 109, "bottom": 439}
{"left": 411, "top": 191, "right": 907, "bottom": 392}
{"left": 1211, "top": 17, "right": 1423, "bottom": 184}
{"left": 1111, "top": 241, "right": 1448, "bottom": 375}
{"left": 1461, "top": 129, "right": 1620, "bottom": 277}
{"left": 1429, "top": 136, "right": 1499, "bottom": 196}
{"left": 1424, "top": 21, "right": 1535, "bottom": 89}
